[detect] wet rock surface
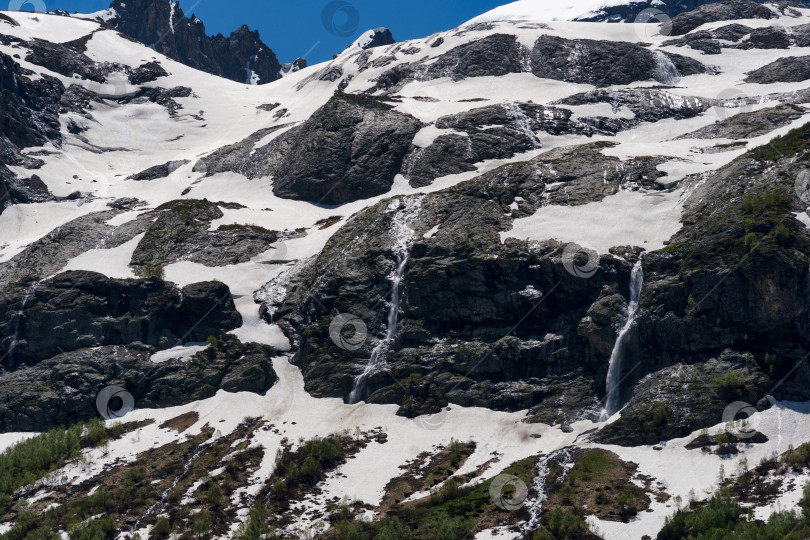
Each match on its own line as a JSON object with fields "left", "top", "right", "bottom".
{"left": 262, "top": 143, "right": 666, "bottom": 421}
{"left": 267, "top": 94, "right": 422, "bottom": 204}
{"left": 0, "top": 335, "right": 277, "bottom": 432}
{"left": 669, "top": 0, "right": 776, "bottom": 35}
{"left": 677, "top": 104, "right": 805, "bottom": 140}
{"left": 745, "top": 55, "right": 810, "bottom": 83}
{"left": 130, "top": 199, "right": 279, "bottom": 270}
{"left": 530, "top": 36, "right": 705, "bottom": 86}
{"left": 0, "top": 270, "right": 242, "bottom": 368}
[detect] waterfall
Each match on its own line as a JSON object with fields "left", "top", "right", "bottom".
{"left": 602, "top": 260, "right": 644, "bottom": 419}
{"left": 653, "top": 51, "right": 680, "bottom": 85}
{"left": 348, "top": 197, "right": 423, "bottom": 404}
{"left": 3, "top": 281, "right": 41, "bottom": 369}
{"left": 523, "top": 449, "right": 574, "bottom": 533}
{"left": 504, "top": 103, "right": 541, "bottom": 148}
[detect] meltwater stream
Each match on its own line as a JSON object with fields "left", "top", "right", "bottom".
{"left": 602, "top": 260, "right": 644, "bottom": 419}
{"left": 348, "top": 197, "right": 423, "bottom": 404}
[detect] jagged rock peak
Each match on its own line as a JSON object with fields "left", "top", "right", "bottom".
{"left": 101, "top": 0, "right": 282, "bottom": 85}
{"left": 355, "top": 27, "right": 396, "bottom": 49}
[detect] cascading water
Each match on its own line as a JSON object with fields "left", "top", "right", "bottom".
{"left": 653, "top": 50, "right": 680, "bottom": 85}
{"left": 504, "top": 103, "right": 541, "bottom": 148}
{"left": 523, "top": 449, "right": 574, "bottom": 533}
{"left": 3, "top": 281, "right": 41, "bottom": 369}
{"left": 602, "top": 260, "right": 644, "bottom": 419}
{"left": 348, "top": 197, "right": 423, "bottom": 404}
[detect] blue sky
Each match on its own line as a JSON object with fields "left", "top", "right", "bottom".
{"left": 25, "top": 0, "right": 508, "bottom": 64}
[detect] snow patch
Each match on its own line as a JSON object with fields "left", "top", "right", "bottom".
{"left": 502, "top": 189, "right": 683, "bottom": 253}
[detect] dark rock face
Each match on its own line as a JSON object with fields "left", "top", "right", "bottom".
{"left": 745, "top": 56, "right": 810, "bottom": 83}
{"left": 260, "top": 119, "right": 810, "bottom": 437}
{"left": 128, "top": 60, "right": 169, "bottom": 84}
{"left": 25, "top": 38, "right": 113, "bottom": 82}
{"left": 530, "top": 36, "right": 705, "bottom": 86}
{"left": 263, "top": 143, "right": 666, "bottom": 421}
{"left": 0, "top": 335, "right": 277, "bottom": 432}
{"left": 403, "top": 101, "right": 646, "bottom": 187}
{"left": 373, "top": 34, "right": 527, "bottom": 91}
{"left": 0, "top": 52, "right": 63, "bottom": 151}
{"left": 196, "top": 95, "right": 421, "bottom": 205}
{"left": 0, "top": 172, "right": 51, "bottom": 215}
{"left": 0, "top": 271, "right": 242, "bottom": 368}
{"left": 359, "top": 28, "right": 396, "bottom": 49}
{"left": 0, "top": 52, "right": 65, "bottom": 215}
{"left": 666, "top": 22, "right": 810, "bottom": 52}
{"left": 596, "top": 353, "right": 772, "bottom": 445}
{"left": 404, "top": 135, "right": 478, "bottom": 188}
{"left": 588, "top": 127, "right": 810, "bottom": 444}
{"left": 426, "top": 33, "right": 526, "bottom": 80}
{"left": 570, "top": 0, "right": 776, "bottom": 22}
{"left": 557, "top": 88, "right": 714, "bottom": 124}
{"left": 128, "top": 159, "right": 188, "bottom": 181}
{"left": 676, "top": 104, "right": 805, "bottom": 140}
{"left": 106, "top": 0, "right": 282, "bottom": 85}
{"left": 0, "top": 208, "right": 152, "bottom": 291}
{"left": 269, "top": 94, "right": 422, "bottom": 205}
{"left": 130, "top": 199, "right": 278, "bottom": 269}
{"left": 669, "top": 0, "right": 775, "bottom": 35}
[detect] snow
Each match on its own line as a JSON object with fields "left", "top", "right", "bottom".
{"left": 502, "top": 189, "right": 683, "bottom": 253}
{"left": 0, "top": 200, "right": 108, "bottom": 264}
{"left": 62, "top": 233, "right": 145, "bottom": 279}
{"left": 0, "top": 432, "right": 38, "bottom": 453}
{"left": 412, "top": 126, "right": 465, "bottom": 148}
{"left": 1, "top": 6, "right": 810, "bottom": 535}
{"left": 75, "top": 8, "right": 119, "bottom": 23}
{"left": 467, "top": 0, "right": 654, "bottom": 23}
{"left": 149, "top": 343, "right": 208, "bottom": 363}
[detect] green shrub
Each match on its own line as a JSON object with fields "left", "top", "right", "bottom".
{"left": 744, "top": 232, "right": 758, "bottom": 251}
{"left": 143, "top": 262, "right": 165, "bottom": 280}
{"left": 336, "top": 520, "right": 365, "bottom": 540}
{"left": 374, "top": 516, "right": 411, "bottom": 540}
{"left": 544, "top": 509, "right": 588, "bottom": 539}
{"left": 440, "top": 478, "right": 459, "bottom": 501}
{"left": 299, "top": 456, "right": 322, "bottom": 481}
{"left": 234, "top": 504, "right": 273, "bottom": 540}
{"left": 207, "top": 482, "right": 223, "bottom": 507}
{"left": 616, "top": 488, "right": 636, "bottom": 508}
{"left": 151, "top": 517, "right": 171, "bottom": 539}
{"left": 774, "top": 223, "right": 792, "bottom": 245}
{"left": 193, "top": 510, "right": 213, "bottom": 539}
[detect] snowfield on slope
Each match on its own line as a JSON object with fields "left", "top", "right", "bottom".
{"left": 1, "top": 3, "right": 810, "bottom": 537}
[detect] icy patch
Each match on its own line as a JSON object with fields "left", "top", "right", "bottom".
{"left": 150, "top": 343, "right": 208, "bottom": 364}
{"left": 62, "top": 233, "right": 145, "bottom": 279}
{"left": 423, "top": 224, "right": 441, "bottom": 238}
{"left": 412, "top": 126, "right": 465, "bottom": 148}
{"left": 502, "top": 189, "right": 683, "bottom": 253}
{"left": 794, "top": 211, "right": 810, "bottom": 229}
{"left": 0, "top": 432, "right": 38, "bottom": 453}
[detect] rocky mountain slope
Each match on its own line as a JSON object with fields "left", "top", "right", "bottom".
{"left": 77, "top": 0, "right": 285, "bottom": 85}
{"left": 1, "top": 0, "right": 810, "bottom": 538}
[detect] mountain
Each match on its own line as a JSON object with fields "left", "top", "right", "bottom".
{"left": 469, "top": 0, "right": 804, "bottom": 23}
{"left": 1, "top": 0, "right": 810, "bottom": 538}
{"left": 83, "top": 0, "right": 283, "bottom": 85}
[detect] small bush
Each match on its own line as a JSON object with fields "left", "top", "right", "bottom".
{"left": 193, "top": 510, "right": 213, "bottom": 539}
{"left": 143, "top": 262, "right": 165, "bottom": 280}
{"left": 151, "top": 517, "right": 171, "bottom": 539}
{"left": 440, "top": 478, "right": 459, "bottom": 501}
{"left": 206, "top": 482, "right": 223, "bottom": 507}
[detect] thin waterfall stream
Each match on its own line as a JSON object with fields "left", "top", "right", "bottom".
{"left": 348, "top": 197, "right": 423, "bottom": 404}
{"left": 602, "top": 259, "right": 644, "bottom": 419}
